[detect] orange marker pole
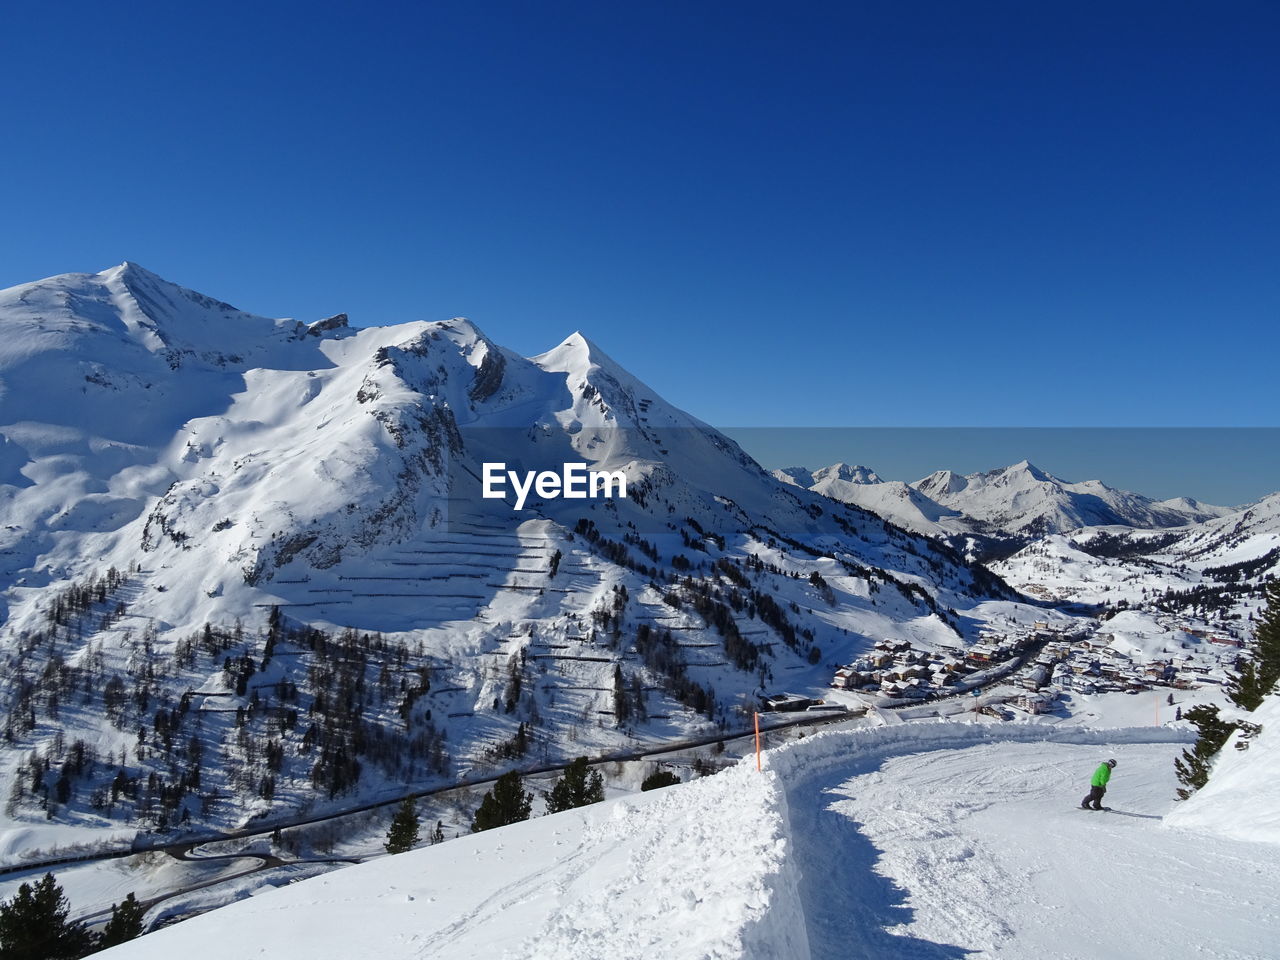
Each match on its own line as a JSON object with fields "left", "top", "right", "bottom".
{"left": 754, "top": 711, "right": 762, "bottom": 771}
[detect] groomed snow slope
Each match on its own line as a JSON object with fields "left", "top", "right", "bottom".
{"left": 99, "top": 717, "right": 1280, "bottom": 960}
{"left": 781, "top": 733, "right": 1275, "bottom": 960}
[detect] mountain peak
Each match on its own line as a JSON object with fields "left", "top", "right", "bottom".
{"left": 532, "top": 330, "right": 622, "bottom": 378}
{"left": 1006, "top": 459, "right": 1052, "bottom": 481}
{"left": 559, "top": 330, "right": 605, "bottom": 358}
{"left": 772, "top": 466, "right": 814, "bottom": 487}
{"left": 914, "top": 469, "right": 968, "bottom": 498}
{"left": 100, "top": 259, "right": 148, "bottom": 278}
{"left": 429, "top": 316, "right": 488, "bottom": 343}
{"left": 96, "top": 260, "right": 248, "bottom": 323}
{"left": 306, "top": 312, "right": 350, "bottom": 337}
{"left": 98, "top": 260, "right": 171, "bottom": 291}
{"left": 812, "top": 462, "right": 882, "bottom": 485}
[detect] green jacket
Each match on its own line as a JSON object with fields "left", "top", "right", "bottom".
{"left": 1091, "top": 763, "right": 1112, "bottom": 787}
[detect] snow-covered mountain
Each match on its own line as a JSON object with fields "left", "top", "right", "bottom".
{"left": 775, "top": 455, "right": 1275, "bottom": 644}
{"left": 0, "top": 264, "right": 1026, "bottom": 859}
{"left": 6, "top": 265, "right": 1273, "bottom": 957}
{"left": 772, "top": 462, "right": 882, "bottom": 488}
{"left": 771, "top": 464, "right": 973, "bottom": 545}
{"left": 992, "top": 492, "right": 1280, "bottom": 649}
{"left": 816, "top": 476, "right": 969, "bottom": 538}
{"left": 914, "top": 460, "right": 1232, "bottom": 537}
{"left": 783, "top": 458, "right": 1235, "bottom": 557}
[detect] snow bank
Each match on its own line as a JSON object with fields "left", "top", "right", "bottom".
{"left": 100, "top": 759, "right": 810, "bottom": 960}
{"left": 518, "top": 765, "right": 810, "bottom": 960}
{"left": 1165, "top": 690, "right": 1280, "bottom": 845}
{"left": 0, "top": 824, "right": 137, "bottom": 867}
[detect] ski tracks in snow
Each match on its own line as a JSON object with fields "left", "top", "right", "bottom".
{"left": 779, "top": 730, "right": 1279, "bottom": 960}
{"left": 508, "top": 771, "right": 809, "bottom": 960}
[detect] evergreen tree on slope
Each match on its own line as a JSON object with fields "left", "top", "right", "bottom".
{"left": 545, "top": 756, "right": 605, "bottom": 814}
{"left": 0, "top": 873, "right": 92, "bottom": 960}
{"left": 385, "top": 797, "right": 421, "bottom": 854}
{"left": 1230, "top": 580, "right": 1280, "bottom": 711}
{"left": 471, "top": 770, "right": 532, "bottom": 833}
{"left": 99, "top": 892, "right": 146, "bottom": 949}
{"left": 1176, "top": 582, "right": 1279, "bottom": 798}
{"left": 1174, "top": 705, "right": 1239, "bottom": 799}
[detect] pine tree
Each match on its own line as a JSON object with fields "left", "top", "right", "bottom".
{"left": 612, "top": 666, "right": 630, "bottom": 726}
{"left": 1174, "top": 704, "right": 1239, "bottom": 799}
{"left": 471, "top": 770, "right": 532, "bottom": 832}
{"left": 0, "top": 873, "right": 93, "bottom": 960}
{"left": 1229, "top": 581, "right": 1280, "bottom": 711}
{"left": 384, "top": 797, "right": 421, "bottom": 854}
{"left": 640, "top": 769, "right": 681, "bottom": 791}
{"left": 544, "top": 757, "right": 605, "bottom": 814}
{"left": 99, "top": 892, "right": 146, "bottom": 949}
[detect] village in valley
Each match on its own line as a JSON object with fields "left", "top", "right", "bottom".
{"left": 760, "top": 615, "right": 1245, "bottom": 720}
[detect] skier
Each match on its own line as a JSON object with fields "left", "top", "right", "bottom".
{"left": 1081, "top": 758, "right": 1116, "bottom": 810}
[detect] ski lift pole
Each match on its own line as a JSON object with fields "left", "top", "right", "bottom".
{"left": 754, "top": 711, "right": 761, "bottom": 772}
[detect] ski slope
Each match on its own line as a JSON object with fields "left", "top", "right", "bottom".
{"left": 790, "top": 738, "right": 1273, "bottom": 960}
{"left": 99, "top": 716, "right": 1277, "bottom": 960}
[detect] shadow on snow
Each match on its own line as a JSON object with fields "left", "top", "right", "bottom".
{"left": 789, "top": 781, "right": 974, "bottom": 960}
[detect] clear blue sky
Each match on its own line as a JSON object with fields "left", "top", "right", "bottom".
{"left": 3, "top": 2, "right": 1277, "bottom": 442}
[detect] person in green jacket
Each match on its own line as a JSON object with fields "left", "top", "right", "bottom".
{"left": 1081, "top": 758, "right": 1116, "bottom": 810}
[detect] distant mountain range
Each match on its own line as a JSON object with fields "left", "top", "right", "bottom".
{"left": 776, "top": 457, "right": 1278, "bottom": 628}
{"left": 991, "top": 490, "right": 1280, "bottom": 634}
{"left": 774, "top": 459, "right": 1238, "bottom": 548}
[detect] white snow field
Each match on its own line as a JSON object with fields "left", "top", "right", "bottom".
{"left": 100, "top": 716, "right": 1278, "bottom": 960}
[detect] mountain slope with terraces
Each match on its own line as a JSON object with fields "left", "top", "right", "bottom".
{"left": 0, "top": 264, "right": 1030, "bottom": 861}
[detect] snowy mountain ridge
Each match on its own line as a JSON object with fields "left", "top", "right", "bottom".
{"left": 0, "top": 263, "right": 1030, "bottom": 861}
{"left": 773, "top": 463, "right": 882, "bottom": 488}
{"left": 916, "top": 459, "right": 1235, "bottom": 535}
{"left": 3, "top": 265, "right": 1275, "bottom": 960}
{"left": 781, "top": 457, "right": 1238, "bottom": 551}
{"left": 987, "top": 490, "right": 1279, "bottom": 668}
